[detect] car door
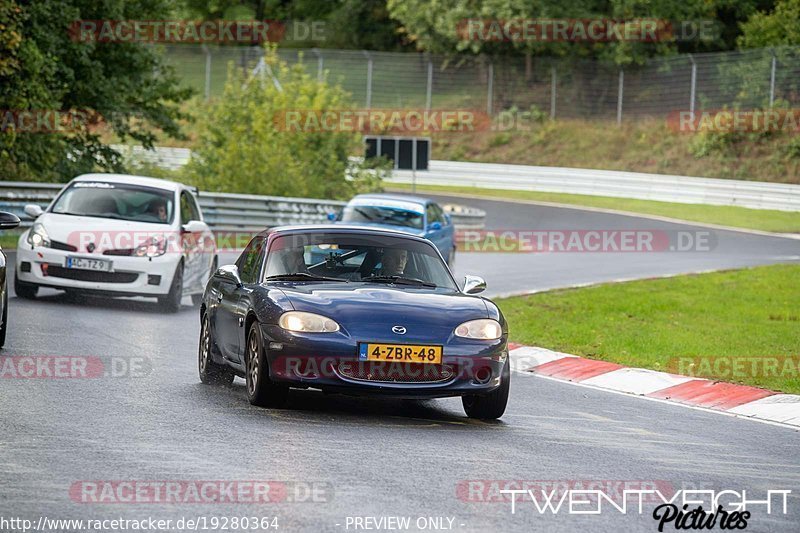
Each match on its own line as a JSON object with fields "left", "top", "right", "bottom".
{"left": 179, "top": 190, "right": 205, "bottom": 290}
{"left": 425, "top": 203, "right": 446, "bottom": 257}
{"left": 187, "top": 191, "right": 215, "bottom": 288}
{"left": 434, "top": 203, "right": 455, "bottom": 261}
{"left": 215, "top": 237, "right": 265, "bottom": 363}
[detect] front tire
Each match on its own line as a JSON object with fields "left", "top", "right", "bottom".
{"left": 462, "top": 360, "right": 510, "bottom": 420}
{"left": 14, "top": 275, "right": 37, "bottom": 300}
{"left": 158, "top": 264, "right": 183, "bottom": 313}
{"left": 198, "top": 313, "right": 234, "bottom": 385}
{"left": 245, "top": 323, "right": 288, "bottom": 408}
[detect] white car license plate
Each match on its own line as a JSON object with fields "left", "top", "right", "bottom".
{"left": 66, "top": 257, "right": 112, "bottom": 272}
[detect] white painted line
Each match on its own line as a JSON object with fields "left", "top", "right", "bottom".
{"left": 509, "top": 346, "right": 575, "bottom": 372}
{"left": 728, "top": 394, "right": 800, "bottom": 426}
{"left": 508, "top": 344, "right": 799, "bottom": 430}
{"left": 581, "top": 367, "right": 698, "bottom": 395}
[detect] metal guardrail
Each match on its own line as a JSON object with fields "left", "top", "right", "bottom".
{"left": 0, "top": 181, "right": 486, "bottom": 231}
{"left": 111, "top": 145, "right": 800, "bottom": 212}
{"left": 387, "top": 160, "right": 800, "bottom": 212}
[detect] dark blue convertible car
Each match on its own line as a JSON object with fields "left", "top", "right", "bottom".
{"left": 198, "top": 225, "right": 510, "bottom": 419}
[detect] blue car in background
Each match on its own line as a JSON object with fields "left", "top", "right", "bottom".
{"left": 332, "top": 194, "right": 457, "bottom": 266}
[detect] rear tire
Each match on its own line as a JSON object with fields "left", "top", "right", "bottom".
{"left": 245, "top": 323, "right": 288, "bottom": 408}
{"left": 198, "top": 313, "right": 234, "bottom": 385}
{"left": 462, "top": 360, "right": 510, "bottom": 420}
{"left": 158, "top": 264, "right": 183, "bottom": 313}
{"left": 14, "top": 275, "right": 37, "bottom": 300}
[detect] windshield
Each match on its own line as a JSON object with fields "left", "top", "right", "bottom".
{"left": 264, "top": 233, "right": 456, "bottom": 290}
{"left": 51, "top": 182, "right": 175, "bottom": 224}
{"left": 340, "top": 201, "right": 424, "bottom": 230}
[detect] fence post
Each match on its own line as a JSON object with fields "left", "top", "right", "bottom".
{"left": 426, "top": 58, "right": 433, "bottom": 111}
{"left": 202, "top": 45, "right": 211, "bottom": 101}
{"left": 487, "top": 61, "right": 494, "bottom": 116}
{"left": 550, "top": 65, "right": 557, "bottom": 119}
{"left": 617, "top": 68, "right": 624, "bottom": 126}
{"left": 689, "top": 54, "right": 696, "bottom": 120}
{"left": 769, "top": 50, "right": 777, "bottom": 107}
{"left": 363, "top": 50, "right": 373, "bottom": 109}
{"left": 311, "top": 48, "right": 323, "bottom": 81}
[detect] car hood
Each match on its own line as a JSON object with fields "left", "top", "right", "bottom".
{"left": 276, "top": 284, "right": 489, "bottom": 340}
{"left": 33, "top": 213, "right": 174, "bottom": 251}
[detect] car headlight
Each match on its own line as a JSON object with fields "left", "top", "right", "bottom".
{"left": 133, "top": 237, "right": 167, "bottom": 258}
{"left": 278, "top": 311, "right": 340, "bottom": 333}
{"left": 27, "top": 222, "right": 50, "bottom": 248}
{"left": 454, "top": 319, "right": 502, "bottom": 340}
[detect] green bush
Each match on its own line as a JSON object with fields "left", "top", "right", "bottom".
{"left": 186, "top": 47, "right": 387, "bottom": 200}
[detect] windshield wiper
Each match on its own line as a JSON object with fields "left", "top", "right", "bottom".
{"left": 353, "top": 207, "right": 376, "bottom": 221}
{"left": 361, "top": 275, "right": 436, "bottom": 288}
{"left": 265, "top": 273, "right": 348, "bottom": 282}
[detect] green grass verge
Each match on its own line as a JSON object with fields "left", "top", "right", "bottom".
{"left": 0, "top": 232, "right": 21, "bottom": 250}
{"left": 389, "top": 183, "right": 800, "bottom": 234}
{"left": 497, "top": 264, "right": 800, "bottom": 394}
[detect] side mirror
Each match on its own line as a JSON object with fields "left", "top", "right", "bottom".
{"left": 428, "top": 221, "right": 442, "bottom": 231}
{"left": 24, "top": 204, "right": 43, "bottom": 219}
{"left": 463, "top": 275, "right": 486, "bottom": 294}
{"left": 182, "top": 220, "right": 206, "bottom": 233}
{"left": 0, "top": 211, "right": 20, "bottom": 230}
{"left": 216, "top": 264, "right": 243, "bottom": 288}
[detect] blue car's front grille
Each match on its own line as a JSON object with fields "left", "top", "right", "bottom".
{"left": 337, "top": 361, "right": 455, "bottom": 384}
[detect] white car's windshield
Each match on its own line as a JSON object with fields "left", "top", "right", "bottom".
{"left": 51, "top": 182, "right": 175, "bottom": 224}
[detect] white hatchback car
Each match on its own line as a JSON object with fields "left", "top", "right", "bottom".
{"left": 15, "top": 173, "right": 217, "bottom": 312}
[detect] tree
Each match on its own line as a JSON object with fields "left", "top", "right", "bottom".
{"left": 0, "top": 0, "right": 191, "bottom": 182}
{"left": 386, "top": 0, "right": 759, "bottom": 65}
{"left": 182, "top": 0, "right": 408, "bottom": 50}
{"left": 186, "top": 47, "right": 385, "bottom": 199}
{"left": 738, "top": 0, "right": 800, "bottom": 48}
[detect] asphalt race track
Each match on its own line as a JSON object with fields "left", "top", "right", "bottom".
{"left": 1, "top": 196, "right": 799, "bottom": 532}
{"left": 423, "top": 193, "right": 800, "bottom": 297}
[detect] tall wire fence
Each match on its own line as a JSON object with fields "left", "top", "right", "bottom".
{"left": 161, "top": 45, "right": 800, "bottom": 123}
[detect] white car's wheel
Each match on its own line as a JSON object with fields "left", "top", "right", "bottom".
{"left": 14, "top": 274, "right": 37, "bottom": 300}
{"left": 159, "top": 264, "right": 183, "bottom": 313}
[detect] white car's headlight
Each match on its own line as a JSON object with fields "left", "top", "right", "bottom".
{"left": 454, "top": 319, "right": 502, "bottom": 340}
{"left": 27, "top": 222, "right": 50, "bottom": 248}
{"left": 133, "top": 237, "right": 167, "bottom": 258}
{"left": 278, "top": 311, "right": 340, "bottom": 333}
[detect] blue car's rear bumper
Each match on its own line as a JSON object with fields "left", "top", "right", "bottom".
{"left": 261, "top": 324, "right": 508, "bottom": 399}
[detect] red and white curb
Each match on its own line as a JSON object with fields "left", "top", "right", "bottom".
{"left": 508, "top": 344, "right": 800, "bottom": 429}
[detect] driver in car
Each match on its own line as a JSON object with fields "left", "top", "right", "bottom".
{"left": 281, "top": 246, "right": 308, "bottom": 274}
{"left": 379, "top": 248, "right": 408, "bottom": 276}
{"left": 148, "top": 198, "right": 168, "bottom": 223}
